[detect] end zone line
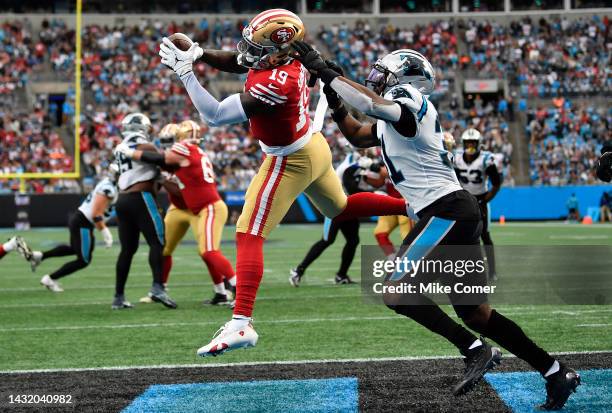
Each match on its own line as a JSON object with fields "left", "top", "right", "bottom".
{"left": 0, "top": 350, "right": 610, "bottom": 375}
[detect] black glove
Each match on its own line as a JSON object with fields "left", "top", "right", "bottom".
{"left": 369, "top": 161, "right": 382, "bottom": 173}
{"left": 322, "top": 60, "right": 344, "bottom": 109}
{"left": 596, "top": 151, "right": 612, "bottom": 182}
{"left": 291, "top": 41, "right": 340, "bottom": 85}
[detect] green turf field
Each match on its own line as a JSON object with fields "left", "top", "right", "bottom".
{"left": 0, "top": 222, "right": 610, "bottom": 372}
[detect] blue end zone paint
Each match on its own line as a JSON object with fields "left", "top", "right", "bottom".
{"left": 486, "top": 369, "right": 612, "bottom": 413}
{"left": 122, "top": 377, "right": 358, "bottom": 413}
{"left": 297, "top": 193, "right": 317, "bottom": 222}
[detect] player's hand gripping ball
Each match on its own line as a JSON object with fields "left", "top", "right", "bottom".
{"left": 159, "top": 34, "right": 203, "bottom": 78}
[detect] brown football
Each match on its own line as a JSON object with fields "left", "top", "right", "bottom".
{"left": 168, "top": 33, "right": 192, "bottom": 51}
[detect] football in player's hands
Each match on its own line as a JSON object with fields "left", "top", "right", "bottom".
{"left": 168, "top": 33, "right": 193, "bottom": 51}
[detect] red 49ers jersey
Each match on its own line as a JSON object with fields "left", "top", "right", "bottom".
{"left": 171, "top": 142, "right": 221, "bottom": 214}
{"left": 244, "top": 59, "right": 310, "bottom": 147}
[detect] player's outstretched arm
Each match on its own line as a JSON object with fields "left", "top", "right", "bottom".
{"left": 199, "top": 49, "right": 249, "bottom": 74}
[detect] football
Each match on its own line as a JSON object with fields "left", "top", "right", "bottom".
{"left": 168, "top": 32, "right": 192, "bottom": 51}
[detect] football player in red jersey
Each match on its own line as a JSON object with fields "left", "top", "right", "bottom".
{"left": 117, "top": 120, "right": 236, "bottom": 306}
{"left": 157, "top": 9, "right": 408, "bottom": 357}
{"left": 374, "top": 179, "right": 415, "bottom": 257}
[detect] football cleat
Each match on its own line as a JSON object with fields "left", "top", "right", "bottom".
{"left": 197, "top": 320, "right": 258, "bottom": 357}
{"left": 40, "top": 275, "right": 64, "bottom": 292}
{"left": 539, "top": 364, "right": 581, "bottom": 410}
{"left": 289, "top": 268, "right": 303, "bottom": 287}
{"left": 335, "top": 274, "right": 356, "bottom": 285}
{"left": 15, "top": 236, "right": 33, "bottom": 261}
{"left": 224, "top": 279, "right": 236, "bottom": 299}
{"left": 453, "top": 338, "right": 502, "bottom": 396}
{"left": 29, "top": 251, "right": 43, "bottom": 272}
{"left": 149, "top": 286, "right": 177, "bottom": 309}
{"left": 202, "top": 293, "right": 231, "bottom": 306}
{"left": 111, "top": 295, "right": 134, "bottom": 310}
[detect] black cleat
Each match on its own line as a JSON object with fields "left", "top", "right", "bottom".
{"left": 289, "top": 268, "right": 303, "bottom": 287}
{"left": 539, "top": 363, "right": 581, "bottom": 410}
{"left": 203, "top": 293, "right": 231, "bottom": 306}
{"left": 224, "top": 279, "right": 236, "bottom": 299}
{"left": 453, "top": 338, "right": 502, "bottom": 396}
{"left": 111, "top": 295, "right": 133, "bottom": 310}
{"left": 334, "top": 274, "right": 356, "bottom": 285}
{"left": 150, "top": 287, "right": 177, "bottom": 309}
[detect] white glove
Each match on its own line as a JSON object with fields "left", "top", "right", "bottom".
{"left": 114, "top": 143, "right": 135, "bottom": 159}
{"left": 159, "top": 37, "right": 203, "bottom": 79}
{"left": 101, "top": 227, "right": 113, "bottom": 248}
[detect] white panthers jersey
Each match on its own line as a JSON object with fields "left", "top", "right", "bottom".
{"left": 116, "top": 133, "right": 159, "bottom": 190}
{"left": 454, "top": 150, "right": 496, "bottom": 196}
{"left": 78, "top": 178, "right": 118, "bottom": 223}
{"left": 376, "top": 84, "right": 462, "bottom": 213}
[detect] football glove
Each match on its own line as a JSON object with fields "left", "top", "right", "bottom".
{"left": 101, "top": 227, "right": 113, "bottom": 248}
{"left": 159, "top": 37, "right": 204, "bottom": 79}
{"left": 323, "top": 60, "right": 344, "bottom": 109}
{"left": 596, "top": 151, "right": 612, "bottom": 182}
{"left": 113, "top": 143, "right": 135, "bottom": 159}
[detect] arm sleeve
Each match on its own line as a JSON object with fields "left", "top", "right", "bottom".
{"left": 329, "top": 77, "right": 402, "bottom": 122}
{"left": 181, "top": 72, "right": 248, "bottom": 126}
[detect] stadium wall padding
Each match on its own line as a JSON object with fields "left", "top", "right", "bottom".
{"left": 489, "top": 185, "right": 611, "bottom": 221}
{"left": 0, "top": 192, "right": 321, "bottom": 228}
{"left": 0, "top": 185, "right": 610, "bottom": 227}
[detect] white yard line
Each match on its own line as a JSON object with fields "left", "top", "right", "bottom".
{"left": 0, "top": 350, "right": 610, "bottom": 375}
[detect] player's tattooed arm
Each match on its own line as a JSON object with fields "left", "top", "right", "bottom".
{"left": 199, "top": 50, "right": 248, "bottom": 74}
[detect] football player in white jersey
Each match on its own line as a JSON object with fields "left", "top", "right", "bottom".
{"left": 454, "top": 128, "right": 501, "bottom": 280}
{"left": 112, "top": 113, "right": 176, "bottom": 310}
{"left": 292, "top": 42, "right": 580, "bottom": 410}
{"left": 29, "top": 170, "right": 118, "bottom": 292}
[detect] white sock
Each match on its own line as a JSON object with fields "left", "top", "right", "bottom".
{"left": 33, "top": 251, "right": 42, "bottom": 260}
{"left": 3, "top": 238, "right": 16, "bottom": 252}
{"left": 227, "top": 315, "right": 251, "bottom": 331}
{"left": 226, "top": 276, "right": 236, "bottom": 287}
{"left": 544, "top": 360, "right": 560, "bottom": 377}
{"left": 469, "top": 339, "right": 483, "bottom": 350}
{"left": 213, "top": 282, "right": 226, "bottom": 295}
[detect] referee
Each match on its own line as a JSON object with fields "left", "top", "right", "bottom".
{"left": 112, "top": 113, "right": 176, "bottom": 310}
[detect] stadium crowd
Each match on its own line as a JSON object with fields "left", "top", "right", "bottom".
{"left": 527, "top": 100, "right": 611, "bottom": 185}
{"left": 1, "top": 15, "right": 610, "bottom": 193}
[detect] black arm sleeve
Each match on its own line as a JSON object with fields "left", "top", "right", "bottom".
{"left": 486, "top": 164, "right": 501, "bottom": 186}
{"left": 390, "top": 104, "right": 417, "bottom": 138}
{"left": 140, "top": 151, "right": 168, "bottom": 168}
